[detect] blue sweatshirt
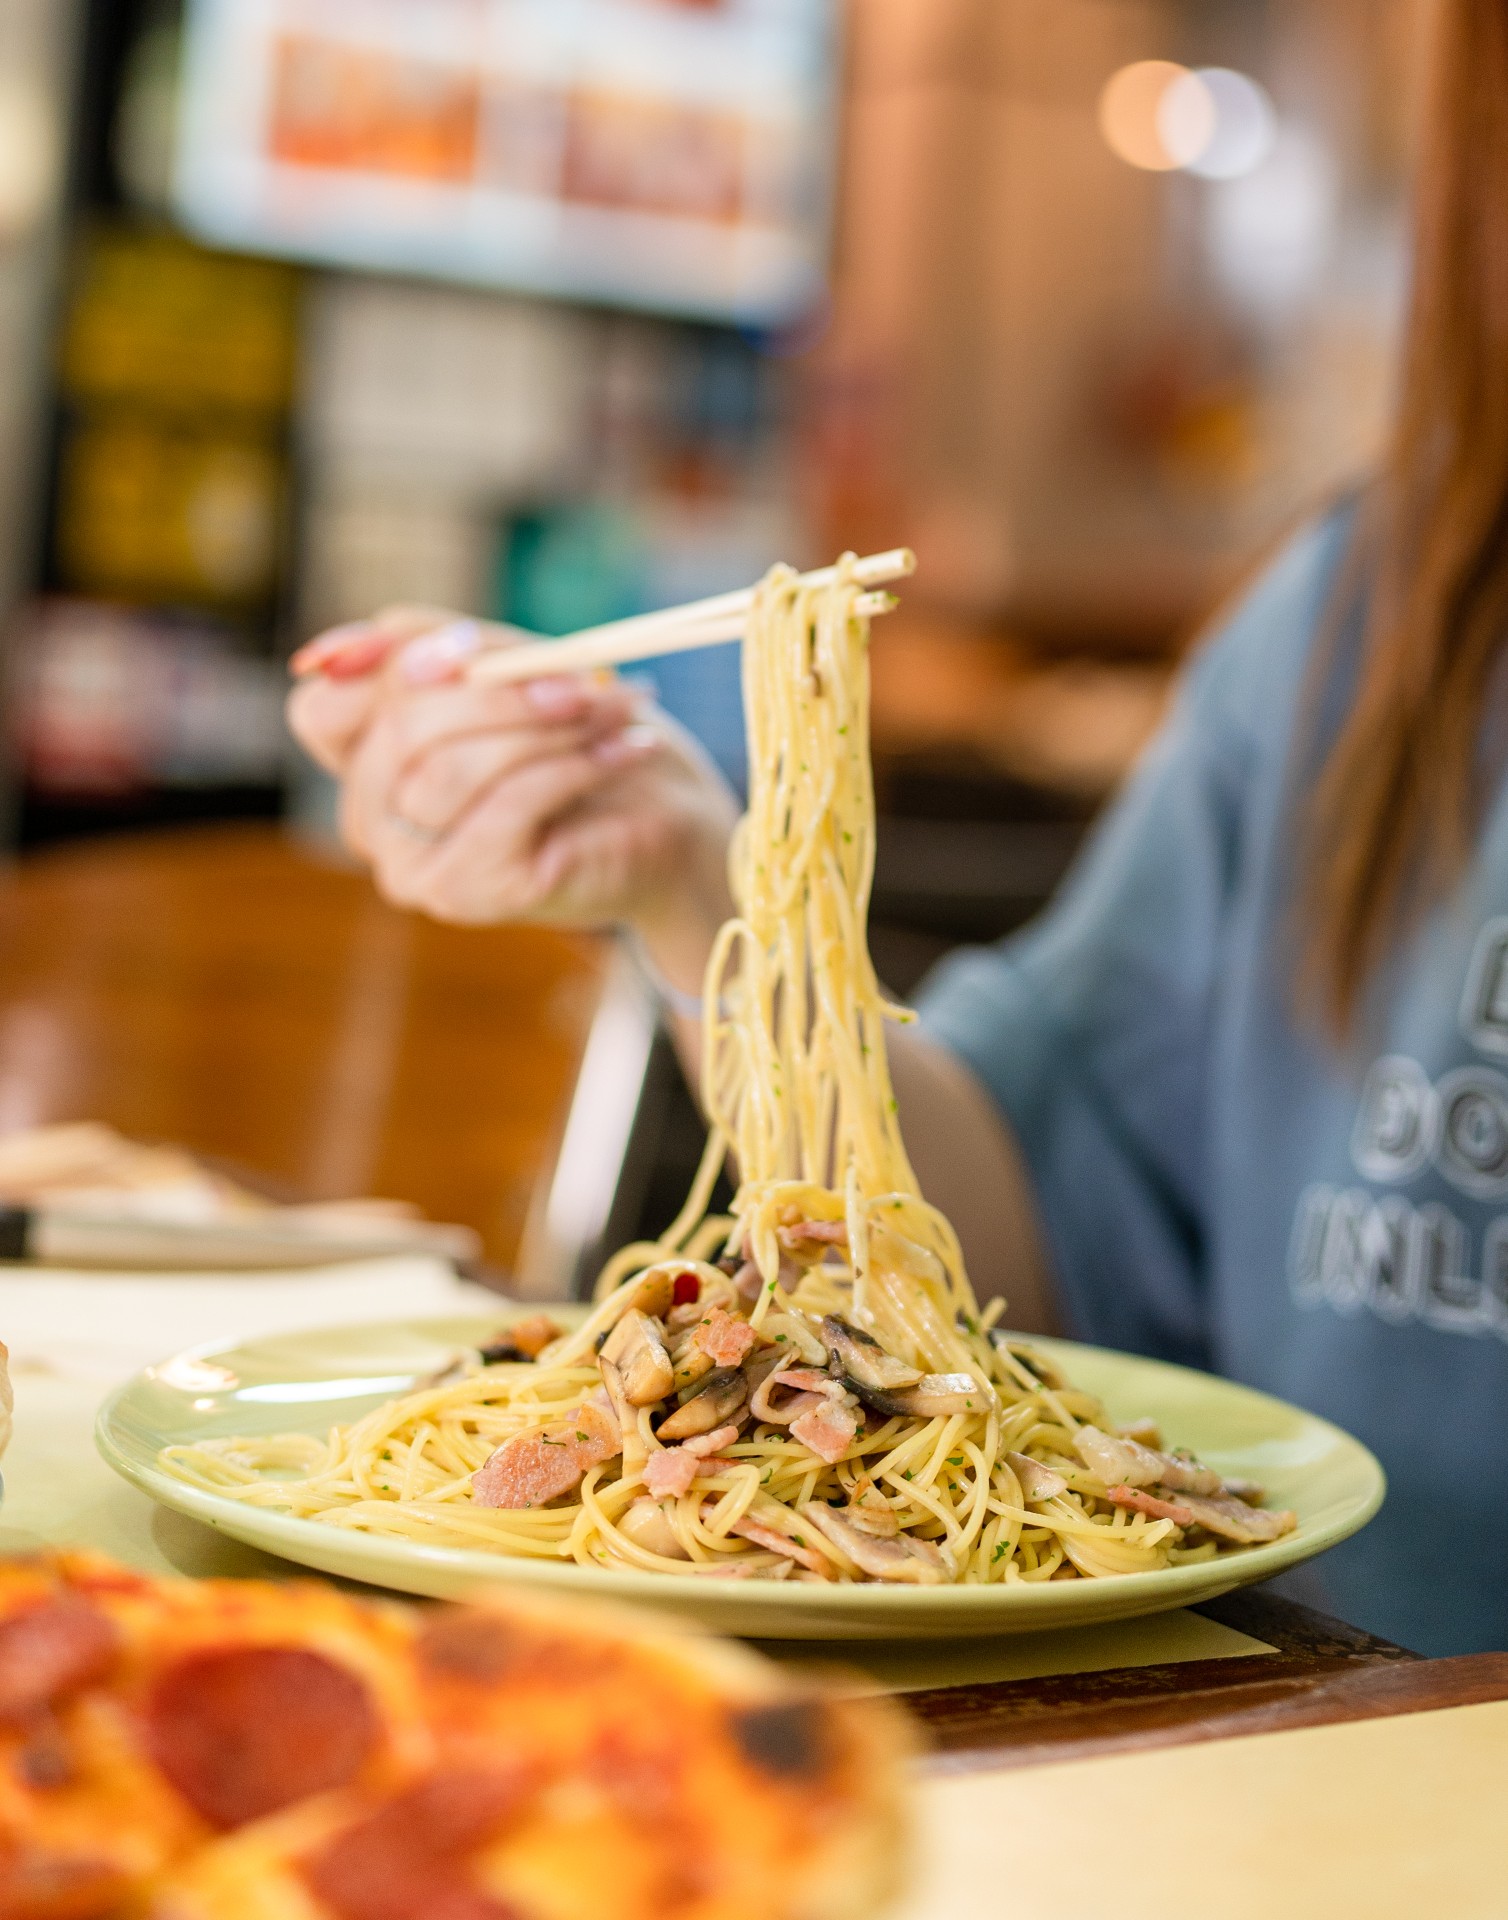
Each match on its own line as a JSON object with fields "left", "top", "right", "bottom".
{"left": 919, "top": 512, "right": 1508, "bottom": 1655}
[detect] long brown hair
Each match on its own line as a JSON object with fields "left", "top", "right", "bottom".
{"left": 1303, "top": 0, "right": 1508, "bottom": 1036}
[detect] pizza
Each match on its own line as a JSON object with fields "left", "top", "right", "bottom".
{"left": 0, "top": 1553, "right": 909, "bottom": 1920}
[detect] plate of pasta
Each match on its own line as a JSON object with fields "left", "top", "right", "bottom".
{"left": 99, "top": 555, "right": 1382, "bottom": 1638}
{"left": 98, "top": 1307, "right": 1382, "bottom": 1641}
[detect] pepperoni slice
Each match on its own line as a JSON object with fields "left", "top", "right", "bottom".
{"left": 0, "top": 1598, "right": 119, "bottom": 1725}
{"left": 302, "top": 1770, "right": 526, "bottom": 1920}
{"left": 146, "top": 1645, "right": 379, "bottom": 1830}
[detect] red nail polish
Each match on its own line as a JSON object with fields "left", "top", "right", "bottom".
{"left": 321, "top": 634, "right": 394, "bottom": 680}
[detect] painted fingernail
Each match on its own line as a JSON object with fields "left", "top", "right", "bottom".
{"left": 290, "top": 622, "right": 373, "bottom": 677}
{"left": 592, "top": 723, "right": 658, "bottom": 769}
{"left": 399, "top": 619, "right": 484, "bottom": 686}
{"left": 321, "top": 632, "right": 395, "bottom": 680}
{"left": 524, "top": 675, "right": 589, "bottom": 719}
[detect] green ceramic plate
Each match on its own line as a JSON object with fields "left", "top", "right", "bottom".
{"left": 96, "top": 1311, "right": 1384, "bottom": 1640}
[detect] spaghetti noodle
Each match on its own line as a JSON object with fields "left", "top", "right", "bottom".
{"left": 162, "top": 561, "right": 1295, "bottom": 1584}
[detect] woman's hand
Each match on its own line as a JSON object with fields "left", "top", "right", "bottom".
{"left": 286, "top": 610, "right": 740, "bottom": 1000}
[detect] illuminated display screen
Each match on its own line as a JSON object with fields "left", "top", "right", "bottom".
{"left": 174, "top": 0, "right": 838, "bottom": 324}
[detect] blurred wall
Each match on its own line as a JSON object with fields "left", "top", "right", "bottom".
{"left": 820, "top": 0, "right": 1422, "bottom": 641}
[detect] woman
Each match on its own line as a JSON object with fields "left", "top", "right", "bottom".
{"left": 289, "top": 0, "right": 1508, "bottom": 1655}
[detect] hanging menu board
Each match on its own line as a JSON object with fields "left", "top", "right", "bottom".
{"left": 174, "top": 0, "right": 837, "bottom": 324}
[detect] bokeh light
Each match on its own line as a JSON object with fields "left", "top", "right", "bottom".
{"left": 0, "top": 77, "right": 59, "bottom": 240}
{"left": 1174, "top": 69, "right": 1277, "bottom": 181}
{"left": 1098, "top": 61, "right": 1192, "bottom": 173}
{"left": 1101, "top": 61, "right": 1277, "bottom": 182}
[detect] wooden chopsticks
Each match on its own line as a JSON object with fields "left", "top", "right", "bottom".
{"left": 464, "top": 548, "right": 915, "bottom": 688}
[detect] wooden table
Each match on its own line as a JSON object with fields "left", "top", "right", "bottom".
{"left": 907, "top": 1586, "right": 1508, "bottom": 1772}
{"left": 0, "top": 824, "right": 607, "bottom": 1270}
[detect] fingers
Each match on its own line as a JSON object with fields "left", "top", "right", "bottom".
{"left": 286, "top": 675, "right": 386, "bottom": 776}
{"left": 343, "top": 676, "right": 637, "bottom": 848}
{"left": 367, "top": 740, "right": 649, "bottom": 923}
{"left": 391, "top": 708, "right": 633, "bottom": 835}
{"left": 379, "top": 674, "right": 633, "bottom": 773}
{"left": 287, "top": 606, "right": 478, "bottom": 774}
{"left": 394, "top": 617, "right": 539, "bottom": 687}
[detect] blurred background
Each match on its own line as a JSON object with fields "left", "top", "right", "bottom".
{"left": 0, "top": 0, "right": 1426, "bottom": 1273}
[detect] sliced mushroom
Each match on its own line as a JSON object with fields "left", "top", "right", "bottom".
{"left": 802, "top": 1506, "right": 951, "bottom": 1585}
{"left": 841, "top": 1370, "right": 988, "bottom": 1420}
{"left": 599, "top": 1309, "right": 674, "bottom": 1408}
{"left": 626, "top": 1270, "right": 677, "bottom": 1322}
{"left": 1074, "top": 1425, "right": 1223, "bottom": 1497}
{"left": 669, "top": 1333, "right": 717, "bottom": 1393}
{"left": 657, "top": 1366, "right": 749, "bottom": 1440}
{"left": 846, "top": 1502, "right": 900, "bottom": 1539}
{"left": 597, "top": 1355, "right": 647, "bottom": 1475}
{"left": 845, "top": 1479, "right": 901, "bottom": 1537}
{"left": 1004, "top": 1451, "right": 1068, "bottom": 1503}
{"left": 820, "top": 1317, "right": 924, "bottom": 1395}
{"left": 617, "top": 1497, "right": 691, "bottom": 1561}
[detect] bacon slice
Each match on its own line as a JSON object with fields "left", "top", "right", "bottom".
{"left": 644, "top": 1449, "right": 700, "bottom": 1500}
{"left": 302, "top": 1769, "right": 526, "bottom": 1920}
{"left": 147, "top": 1645, "right": 379, "bottom": 1831}
{"left": 471, "top": 1403, "right": 620, "bottom": 1510}
{"left": 790, "top": 1397, "right": 861, "bottom": 1465}
{"left": 749, "top": 1368, "right": 836, "bottom": 1425}
{"left": 0, "top": 1596, "right": 119, "bottom": 1724}
{"left": 682, "top": 1424, "right": 740, "bottom": 1460}
{"left": 728, "top": 1514, "right": 833, "bottom": 1577}
{"left": 692, "top": 1307, "right": 758, "bottom": 1369}
{"left": 1104, "top": 1485, "right": 1195, "bottom": 1525}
